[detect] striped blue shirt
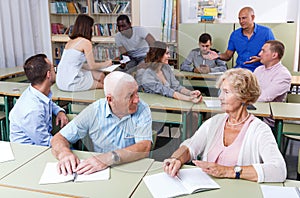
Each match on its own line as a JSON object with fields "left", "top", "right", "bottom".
{"left": 60, "top": 98, "right": 152, "bottom": 153}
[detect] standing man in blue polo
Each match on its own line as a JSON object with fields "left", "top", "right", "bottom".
{"left": 204, "top": 7, "right": 275, "bottom": 72}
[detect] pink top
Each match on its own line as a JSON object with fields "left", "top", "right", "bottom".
{"left": 207, "top": 114, "right": 255, "bottom": 166}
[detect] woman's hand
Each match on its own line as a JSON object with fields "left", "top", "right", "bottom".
{"left": 163, "top": 158, "right": 182, "bottom": 177}
{"left": 193, "top": 160, "right": 233, "bottom": 178}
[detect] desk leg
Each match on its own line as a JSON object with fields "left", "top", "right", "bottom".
{"left": 275, "top": 119, "right": 283, "bottom": 150}
{"left": 4, "top": 96, "right": 10, "bottom": 141}
{"left": 198, "top": 112, "right": 203, "bottom": 128}
{"left": 181, "top": 112, "right": 187, "bottom": 142}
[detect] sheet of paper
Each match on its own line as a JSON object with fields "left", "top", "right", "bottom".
{"left": 0, "top": 141, "right": 15, "bottom": 162}
{"left": 75, "top": 167, "right": 110, "bottom": 182}
{"left": 203, "top": 99, "right": 221, "bottom": 108}
{"left": 99, "top": 64, "right": 120, "bottom": 72}
{"left": 39, "top": 162, "right": 74, "bottom": 184}
{"left": 260, "top": 185, "right": 300, "bottom": 198}
{"left": 120, "top": 55, "right": 130, "bottom": 64}
{"left": 39, "top": 162, "right": 110, "bottom": 185}
{"left": 208, "top": 72, "right": 224, "bottom": 75}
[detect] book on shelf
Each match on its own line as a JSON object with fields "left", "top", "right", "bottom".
{"left": 66, "top": 2, "right": 77, "bottom": 14}
{"left": 143, "top": 168, "right": 220, "bottom": 198}
{"left": 121, "top": 1, "right": 130, "bottom": 13}
{"left": 39, "top": 162, "right": 110, "bottom": 185}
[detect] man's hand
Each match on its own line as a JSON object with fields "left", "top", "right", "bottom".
{"left": 56, "top": 112, "right": 69, "bottom": 128}
{"left": 57, "top": 151, "right": 80, "bottom": 176}
{"left": 244, "top": 56, "right": 260, "bottom": 64}
{"left": 199, "top": 65, "right": 210, "bottom": 74}
{"left": 75, "top": 153, "right": 111, "bottom": 175}
{"left": 202, "top": 50, "right": 219, "bottom": 60}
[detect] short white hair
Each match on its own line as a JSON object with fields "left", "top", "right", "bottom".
{"left": 104, "top": 71, "right": 136, "bottom": 96}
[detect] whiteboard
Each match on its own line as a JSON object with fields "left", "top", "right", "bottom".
{"left": 220, "top": 0, "right": 291, "bottom": 23}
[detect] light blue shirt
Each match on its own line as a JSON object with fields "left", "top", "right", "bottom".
{"left": 60, "top": 98, "right": 152, "bottom": 153}
{"left": 9, "top": 85, "right": 64, "bottom": 146}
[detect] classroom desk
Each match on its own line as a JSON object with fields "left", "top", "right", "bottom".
{"left": 192, "top": 97, "right": 271, "bottom": 127}
{"left": 182, "top": 79, "right": 219, "bottom": 96}
{"left": 138, "top": 92, "right": 194, "bottom": 141}
{"left": 284, "top": 179, "right": 300, "bottom": 187}
{"left": 0, "top": 142, "right": 49, "bottom": 180}
{"left": 291, "top": 76, "right": 300, "bottom": 93}
{"left": 0, "top": 149, "right": 154, "bottom": 198}
{"left": 131, "top": 161, "right": 283, "bottom": 198}
{"left": 51, "top": 84, "right": 105, "bottom": 103}
{"left": 0, "top": 66, "right": 24, "bottom": 80}
{"left": 173, "top": 69, "right": 221, "bottom": 80}
{"left": 270, "top": 102, "right": 300, "bottom": 148}
{"left": 0, "top": 82, "right": 30, "bottom": 138}
{"left": 0, "top": 184, "right": 73, "bottom": 198}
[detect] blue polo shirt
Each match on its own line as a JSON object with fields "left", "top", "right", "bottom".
{"left": 60, "top": 98, "right": 152, "bottom": 153}
{"left": 228, "top": 23, "right": 275, "bottom": 72}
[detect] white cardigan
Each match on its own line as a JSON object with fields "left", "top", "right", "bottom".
{"left": 181, "top": 113, "right": 287, "bottom": 183}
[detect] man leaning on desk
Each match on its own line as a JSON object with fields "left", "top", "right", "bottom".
{"left": 180, "top": 33, "right": 227, "bottom": 74}
{"left": 51, "top": 71, "right": 153, "bottom": 175}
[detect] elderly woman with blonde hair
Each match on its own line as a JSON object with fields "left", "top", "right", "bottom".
{"left": 163, "top": 68, "right": 286, "bottom": 183}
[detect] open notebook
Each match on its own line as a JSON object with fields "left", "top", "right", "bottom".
{"left": 260, "top": 185, "right": 300, "bottom": 198}
{"left": 39, "top": 162, "right": 110, "bottom": 184}
{"left": 143, "top": 168, "right": 220, "bottom": 198}
{"left": 203, "top": 99, "right": 221, "bottom": 108}
{"left": 0, "top": 141, "right": 15, "bottom": 162}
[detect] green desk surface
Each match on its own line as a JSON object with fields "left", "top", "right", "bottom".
{"left": 138, "top": 92, "right": 194, "bottom": 112}
{"left": 192, "top": 97, "right": 271, "bottom": 117}
{"left": 284, "top": 179, "right": 300, "bottom": 187}
{"left": 0, "top": 82, "right": 29, "bottom": 97}
{"left": 0, "top": 66, "right": 24, "bottom": 80}
{"left": 0, "top": 142, "right": 49, "bottom": 180}
{"left": 182, "top": 79, "right": 217, "bottom": 89}
{"left": 173, "top": 69, "right": 221, "bottom": 80}
{"left": 0, "top": 148, "right": 154, "bottom": 198}
{"left": 270, "top": 102, "right": 300, "bottom": 121}
{"left": 51, "top": 84, "right": 105, "bottom": 103}
{"left": 132, "top": 161, "right": 283, "bottom": 198}
{"left": 0, "top": 184, "right": 73, "bottom": 198}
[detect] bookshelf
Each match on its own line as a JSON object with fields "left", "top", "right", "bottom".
{"left": 48, "top": 0, "right": 134, "bottom": 65}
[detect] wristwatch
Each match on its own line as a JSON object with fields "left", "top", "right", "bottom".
{"left": 111, "top": 151, "right": 121, "bottom": 164}
{"left": 234, "top": 165, "right": 242, "bottom": 179}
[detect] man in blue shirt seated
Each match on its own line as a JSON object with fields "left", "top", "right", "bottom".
{"left": 9, "top": 54, "right": 69, "bottom": 146}
{"left": 180, "top": 33, "right": 227, "bottom": 74}
{"left": 51, "top": 71, "right": 153, "bottom": 175}
{"left": 204, "top": 7, "right": 275, "bottom": 72}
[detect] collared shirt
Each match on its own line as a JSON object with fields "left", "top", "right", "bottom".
{"left": 180, "top": 48, "right": 227, "bottom": 72}
{"left": 137, "top": 64, "right": 185, "bottom": 98}
{"left": 9, "top": 85, "right": 64, "bottom": 146}
{"left": 228, "top": 23, "right": 275, "bottom": 72}
{"left": 59, "top": 98, "right": 152, "bottom": 153}
{"left": 254, "top": 62, "right": 291, "bottom": 127}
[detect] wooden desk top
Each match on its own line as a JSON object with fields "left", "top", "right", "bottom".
{"left": 173, "top": 69, "right": 221, "bottom": 80}
{"left": 291, "top": 75, "right": 300, "bottom": 86}
{"left": 0, "top": 66, "right": 24, "bottom": 80}
{"left": 270, "top": 102, "right": 300, "bottom": 120}
{"left": 192, "top": 97, "right": 271, "bottom": 117}
{"left": 0, "top": 149, "right": 154, "bottom": 198}
{"left": 0, "top": 142, "right": 49, "bottom": 180}
{"left": 132, "top": 161, "right": 283, "bottom": 198}
{"left": 138, "top": 92, "right": 194, "bottom": 112}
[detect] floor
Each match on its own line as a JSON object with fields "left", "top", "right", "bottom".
{"left": 151, "top": 127, "right": 300, "bottom": 180}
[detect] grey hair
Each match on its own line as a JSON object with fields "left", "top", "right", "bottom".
{"left": 104, "top": 71, "right": 136, "bottom": 96}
